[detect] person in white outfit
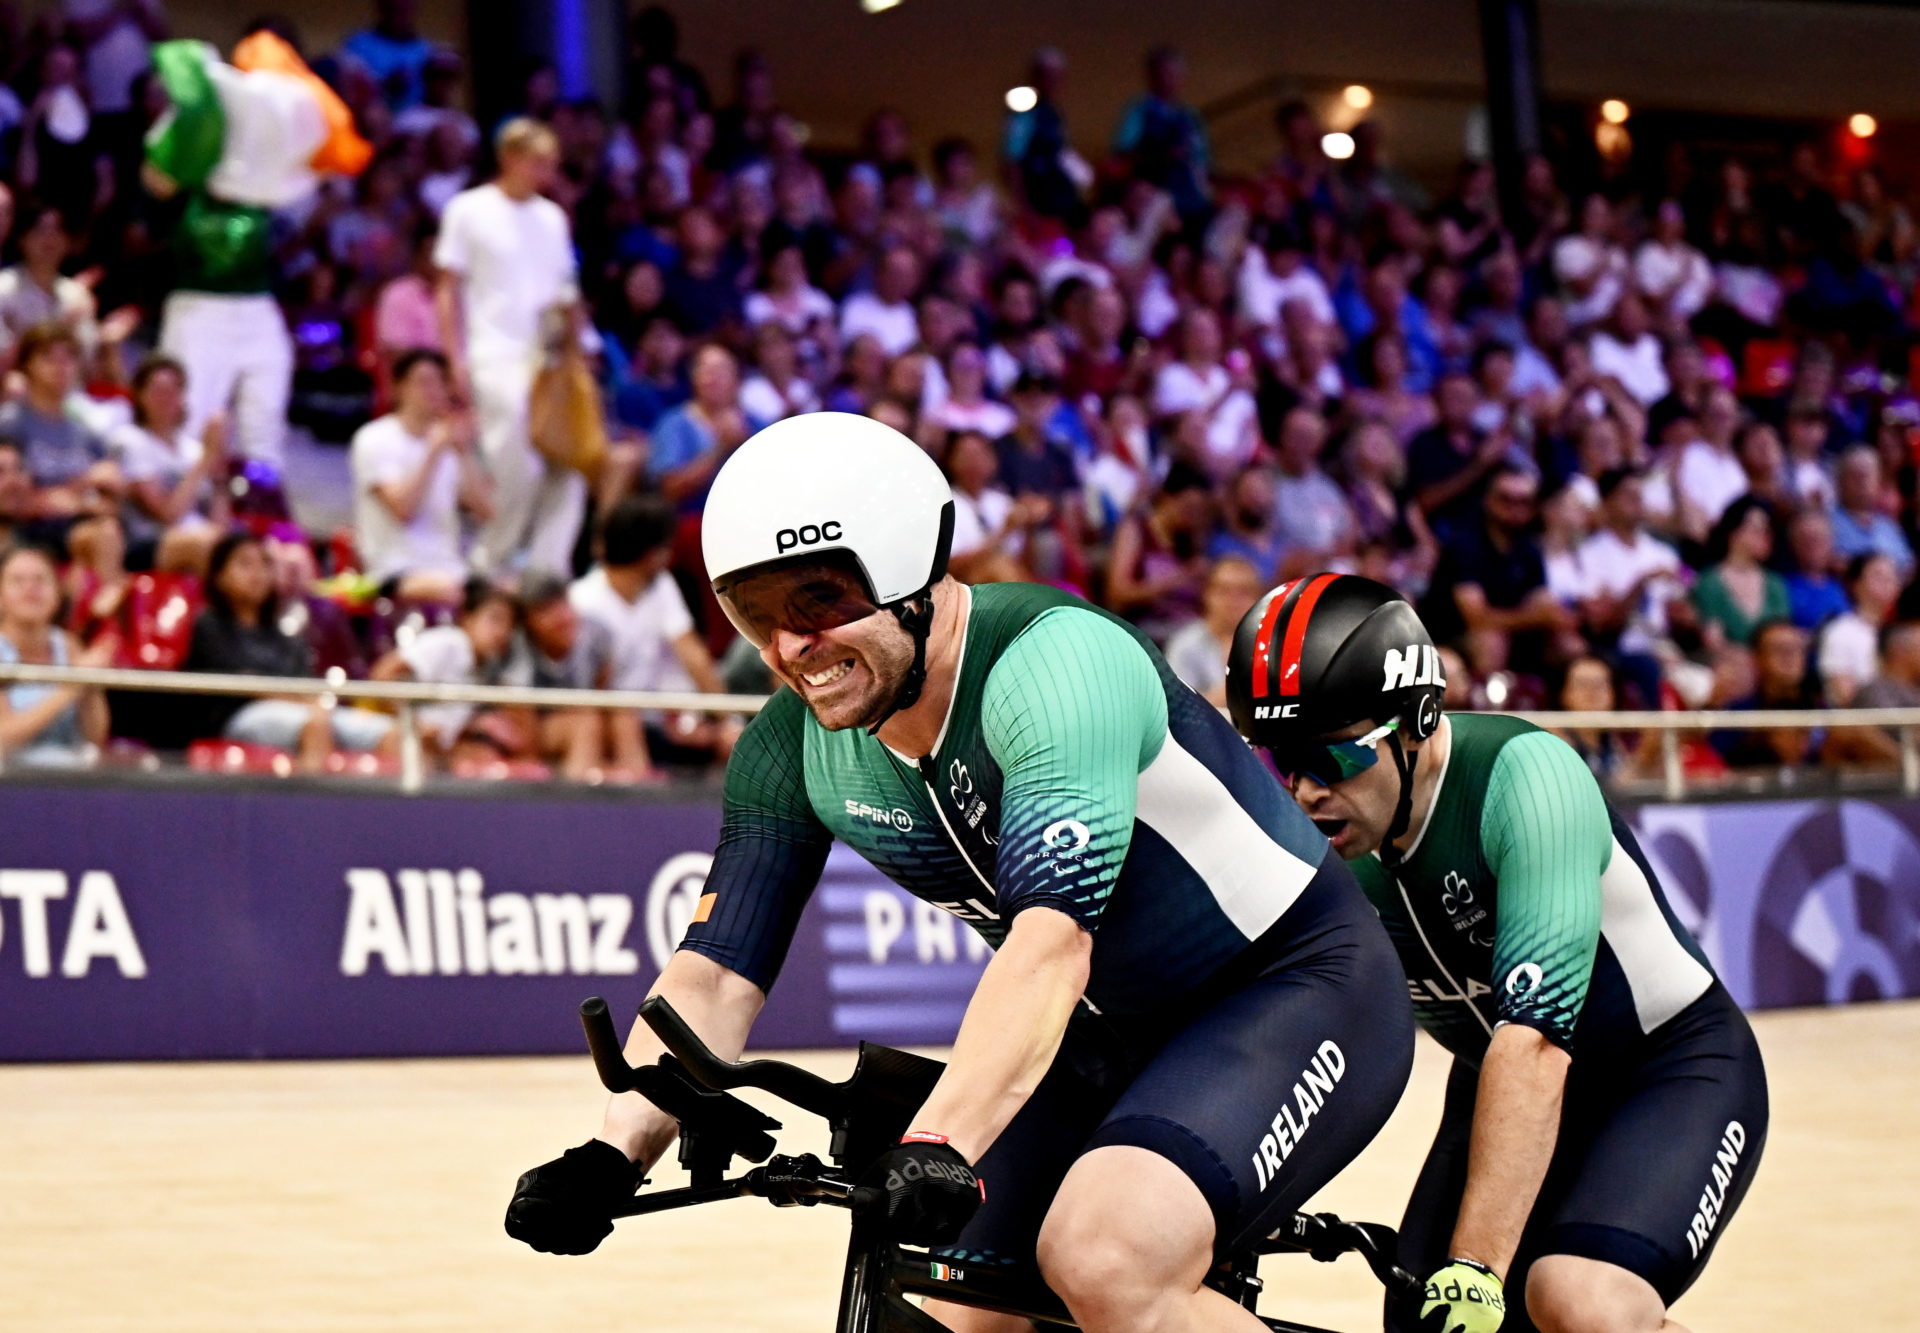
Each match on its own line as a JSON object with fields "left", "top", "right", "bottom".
{"left": 434, "top": 118, "right": 584, "bottom": 577}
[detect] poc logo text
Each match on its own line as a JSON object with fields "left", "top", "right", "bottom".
{"left": 775, "top": 520, "right": 843, "bottom": 553}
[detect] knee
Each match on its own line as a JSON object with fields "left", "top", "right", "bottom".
{"left": 1035, "top": 1214, "right": 1148, "bottom": 1327}
{"left": 1525, "top": 1256, "right": 1667, "bottom": 1333}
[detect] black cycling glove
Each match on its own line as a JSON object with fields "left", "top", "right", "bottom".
{"left": 504, "top": 1139, "right": 640, "bottom": 1255}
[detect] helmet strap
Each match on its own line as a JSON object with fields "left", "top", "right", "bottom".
{"left": 1376, "top": 729, "right": 1421, "bottom": 870}
{"left": 866, "top": 592, "right": 935, "bottom": 735}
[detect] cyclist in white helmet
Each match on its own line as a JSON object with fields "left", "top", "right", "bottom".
{"left": 506, "top": 413, "right": 1417, "bottom": 1332}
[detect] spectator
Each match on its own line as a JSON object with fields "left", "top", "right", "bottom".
{"left": 344, "top": 0, "right": 437, "bottom": 110}
{"left": 662, "top": 205, "right": 742, "bottom": 337}
{"left": 1692, "top": 496, "right": 1790, "bottom": 651}
{"left": 1111, "top": 46, "right": 1209, "bottom": 223}
{"left": 1552, "top": 193, "right": 1627, "bottom": 328}
{"left": 0, "top": 202, "right": 98, "bottom": 364}
{"left": 839, "top": 245, "right": 921, "bottom": 358}
{"left": 570, "top": 495, "right": 737, "bottom": 768}
{"left": 435, "top": 117, "right": 585, "bottom": 576}
{"left": 1716, "top": 618, "right": 1822, "bottom": 768}
{"left": 372, "top": 227, "right": 444, "bottom": 379}
{"left": 267, "top": 529, "right": 367, "bottom": 681}
{"left": 1817, "top": 552, "right": 1901, "bottom": 705}
{"left": 1782, "top": 403, "right": 1836, "bottom": 509}
{"left": 1783, "top": 507, "right": 1850, "bottom": 630}
{"left": 1153, "top": 307, "right": 1258, "bottom": 475}
{"left": 1733, "top": 419, "right": 1792, "bottom": 512}
{"left": 505, "top": 572, "right": 624, "bottom": 782}
{"left": 370, "top": 577, "right": 521, "bottom": 760}
{"left": 1829, "top": 444, "right": 1915, "bottom": 577}
{"left": 743, "top": 234, "right": 834, "bottom": 347}
{"left": 1422, "top": 463, "right": 1573, "bottom": 675}
{"left": 737, "top": 321, "right": 819, "bottom": 423}
{"left": 0, "top": 322, "right": 120, "bottom": 531}
{"left": 1633, "top": 199, "right": 1714, "bottom": 330}
{"left": 64, "top": 0, "right": 166, "bottom": 142}
{"left": 107, "top": 355, "right": 229, "bottom": 572}
{"left": 1587, "top": 293, "right": 1668, "bottom": 408}
{"left": 944, "top": 428, "right": 1041, "bottom": 585}
{"left": 929, "top": 342, "right": 1015, "bottom": 439}
{"left": 649, "top": 343, "right": 757, "bottom": 506}
{"left": 0, "top": 543, "right": 110, "bottom": 766}
{"left": 1407, "top": 370, "right": 1507, "bottom": 540}
{"left": 185, "top": 532, "right": 394, "bottom": 770}
{"left": 1550, "top": 654, "right": 1643, "bottom": 778}
{"left": 1002, "top": 47, "right": 1085, "bottom": 224}
{"left": 349, "top": 348, "right": 494, "bottom": 604}
{"left": 932, "top": 136, "right": 1002, "bottom": 249}
{"left": 1270, "top": 406, "right": 1354, "bottom": 567}
{"left": 0, "top": 440, "right": 31, "bottom": 549}
{"left": 994, "top": 371, "right": 1080, "bottom": 507}
{"left": 1106, "top": 464, "right": 1212, "bottom": 642}
{"left": 393, "top": 48, "right": 478, "bottom": 152}
{"left": 1345, "top": 334, "right": 1436, "bottom": 444}
{"left": 1343, "top": 417, "right": 1436, "bottom": 592}
{"left": 1163, "top": 555, "right": 1262, "bottom": 706}
{"left": 1674, "top": 385, "right": 1749, "bottom": 544}
{"left": 1208, "top": 466, "right": 1284, "bottom": 581}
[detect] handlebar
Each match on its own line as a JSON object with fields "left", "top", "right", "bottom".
{"left": 638, "top": 995, "right": 853, "bottom": 1121}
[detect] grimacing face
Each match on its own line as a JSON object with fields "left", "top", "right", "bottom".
{"left": 1282, "top": 719, "right": 1408, "bottom": 861}
{"left": 762, "top": 609, "right": 916, "bottom": 732}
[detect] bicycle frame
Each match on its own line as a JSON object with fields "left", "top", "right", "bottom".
{"left": 584, "top": 996, "right": 1419, "bottom": 1333}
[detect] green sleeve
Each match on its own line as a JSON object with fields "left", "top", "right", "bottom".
{"left": 980, "top": 608, "right": 1166, "bottom": 927}
{"left": 676, "top": 689, "right": 831, "bottom": 991}
{"left": 1480, "top": 731, "right": 1610, "bottom": 1051}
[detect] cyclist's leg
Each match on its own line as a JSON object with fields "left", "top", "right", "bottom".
{"left": 1522, "top": 986, "right": 1767, "bottom": 1333}
{"left": 1036, "top": 876, "right": 1416, "bottom": 1332}
{"left": 921, "top": 1018, "right": 1120, "bottom": 1332}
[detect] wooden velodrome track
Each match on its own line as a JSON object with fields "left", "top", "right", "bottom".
{"left": 6, "top": 1001, "right": 1913, "bottom": 1331}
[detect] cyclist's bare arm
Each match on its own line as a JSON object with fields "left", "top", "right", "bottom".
{"left": 908, "top": 905, "right": 1091, "bottom": 1162}
{"left": 597, "top": 950, "right": 766, "bottom": 1168}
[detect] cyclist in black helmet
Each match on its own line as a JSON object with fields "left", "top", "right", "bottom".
{"left": 1225, "top": 574, "right": 1768, "bottom": 1333}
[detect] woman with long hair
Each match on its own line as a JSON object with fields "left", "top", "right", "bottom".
{"left": 185, "top": 532, "right": 392, "bottom": 769}
{"left": 0, "top": 544, "right": 110, "bottom": 765}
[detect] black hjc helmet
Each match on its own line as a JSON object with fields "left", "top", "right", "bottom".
{"left": 1225, "top": 573, "right": 1446, "bottom": 751}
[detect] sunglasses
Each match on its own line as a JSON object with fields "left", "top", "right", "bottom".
{"left": 714, "top": 555, "right": 882, "bottom": 649}
{"left": 1271, "top": 718, "right": 1400, "bottom": 788}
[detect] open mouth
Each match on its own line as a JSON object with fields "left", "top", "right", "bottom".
{"left": 1313, "top": 818, "right": 1349, "bottom": 841}
{"left": 798, "top": 658, "right": 855, "bottom": 689}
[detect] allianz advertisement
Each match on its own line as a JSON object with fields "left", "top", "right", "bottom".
{"left": 0, "top": 784, "right": 1914, "bottom": 1061}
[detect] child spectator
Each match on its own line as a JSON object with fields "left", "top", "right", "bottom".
{"left": 370, "top": 577, "right": 521, "bottom": 760}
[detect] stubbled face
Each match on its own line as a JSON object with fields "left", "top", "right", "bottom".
{"left": 762, "top": 612, "right": 915, "bottom": 731}
{"left": 1283, "top": 719, "right": 1404, "bottom": 860}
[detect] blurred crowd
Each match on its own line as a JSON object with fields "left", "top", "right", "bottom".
{"left": 0, "top": 1, "right": 1918, "bottom": 783}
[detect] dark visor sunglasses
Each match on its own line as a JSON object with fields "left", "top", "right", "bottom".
{"left": 714, "top": 555, "right": 883, "bottom": 648}
{"left": 1270, "top": 718, "right": 1400, "bottom": 788}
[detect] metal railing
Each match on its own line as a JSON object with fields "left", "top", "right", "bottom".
{"left": 0, "top": 661, "right": 767, "bottom": 793}
{"left": 0, "top": 661, "right": 1916, "bottom": 801}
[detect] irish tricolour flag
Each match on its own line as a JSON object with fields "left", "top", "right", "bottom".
{"left": 146, "top": 32, "right": 371, "bottom": 209}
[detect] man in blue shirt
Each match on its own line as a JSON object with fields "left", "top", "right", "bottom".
{"left": 1829, "top": 444, "right": 1915, "bottom": 578}
{"left": 343, "top": 0, "right": 436, "bottom": 110}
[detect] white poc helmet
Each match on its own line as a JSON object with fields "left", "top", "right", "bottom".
{"left": 702, "top": 412, "right": 955, "bottom": 644}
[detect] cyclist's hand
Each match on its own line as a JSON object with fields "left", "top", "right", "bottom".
{"left": 504, "top": 1139, "right": 639, "bottom": 1255}
{"left": 1418, "top": 1259, "right": 1505, "bottom": 1333}
{"left": 856, "top": 1133, "right": 983, "bottom": 1246}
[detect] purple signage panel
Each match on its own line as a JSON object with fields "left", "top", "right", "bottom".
{"left": 0, "top": 784, "right": 1914, "bottom": 1062}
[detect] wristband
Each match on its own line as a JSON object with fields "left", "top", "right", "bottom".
{"left": 901, "top": 1131, "right": 951, "bottom": 1146}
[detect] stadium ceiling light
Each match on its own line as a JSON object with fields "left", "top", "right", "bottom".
{"left": 1322, "top": 131, "right": 1356, "bottom": 160}
{"left": 1601, "top": 98, "right": 1630, "bottom": 125}
{"left": 1850, "top": 112, "right": 1878, "bottom": 138}
{"left": 861, "top": 0, "right": 901, "bottom": 11}
{"left": 1005, "top": 85, "right": 1038, "bottom": 113}
{"left": 1342, "top": 84, "right": 1373, "bottom": 110}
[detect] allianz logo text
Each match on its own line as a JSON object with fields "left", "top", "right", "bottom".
{"left": 340, "top": 868, "right": 640, "bottom": 977}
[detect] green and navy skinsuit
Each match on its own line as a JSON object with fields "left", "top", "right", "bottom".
{"left": 1362, "top": 713, "right": 1768, "bottom": 1327}
{"left": 679, "top": 582, "right": 1416, "bottom": 1260}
